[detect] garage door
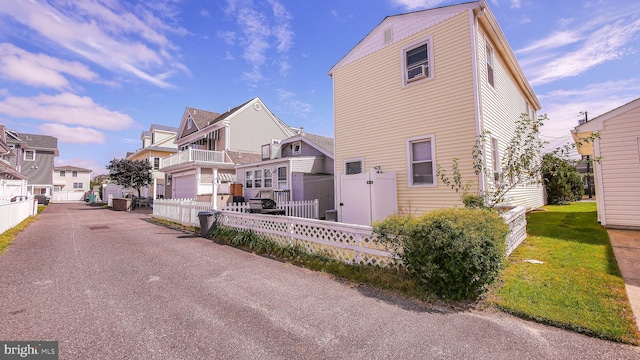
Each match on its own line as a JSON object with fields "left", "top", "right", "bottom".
{"left": 173, "top": 175, "right": 196, "bottom": 199}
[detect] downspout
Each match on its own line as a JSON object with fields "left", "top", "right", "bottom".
{"left": 471, "top": 5, "right": 486, "bottom": 196}
{"left": 593, "top": 137, "right": 606, "bottom": 225}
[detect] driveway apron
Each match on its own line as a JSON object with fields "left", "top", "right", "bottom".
{"left": 1, "top": 203, "right": 638, "bottom": 359}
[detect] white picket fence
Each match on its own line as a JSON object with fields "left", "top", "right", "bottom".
{"left": 152, "top": 199, "right": 213, "bottom": 226}
{"left": 153, "top": 198, "right": 320, "bottom": 226}
{"left": 220, "top": 200, "right": 319, "bottom": 219}
{"left": 0, "top": 198, "right": 37, "bottom": 235}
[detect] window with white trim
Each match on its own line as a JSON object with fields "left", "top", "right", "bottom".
{"left": 264, "top": 168, "right": 273, "bottom": 188}
{"left": 73, "top": 182, "right": 83, "bottom": 189}
{"left": 72, "top": 170, "right": 78, "bottom": 177}
{"left": 292, "top": 141, "right": 302, "bottom": 155}
{"left": 345, "top": 159, "right": 363, "bottom": 175}
{"left": 187, "top": 117, "right": 193, "bottom": 129}
{"left": 403, "top": 37, "right": 433, "bottom": 85}
{"left": 24, "top": 150, "right": 35, "bottom": 161}
{"left": 59, "top": 170, "right": 66, "bottom": 177}
{"left": 245, "top": 171, "right": 253, "bottom": 188}
{"left": 277, "top": 166, "right": 287, "bottom": 189}
{"left": 254, "top": 170, "right": 262, "bottom": 188}
{"left": 486, "top": 42, "right": 494, "bottom": 87}
{"left": 153, "top": 157, "right": 160, "bottom": 170}
{"left": 407, "top": 136, "right": 435, "bottom": 186}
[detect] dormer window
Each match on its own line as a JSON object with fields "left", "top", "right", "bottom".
{"left": 187, "top": 117, "right": 194, "bottom": 129}
{"left": 292, "top": 141, "right": 302, "bottom": 155}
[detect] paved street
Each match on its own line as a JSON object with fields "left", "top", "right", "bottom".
{"left": 1, "top": 203, "right": 638, "bottom": 359}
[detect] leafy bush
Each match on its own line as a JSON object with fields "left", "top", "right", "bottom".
{"left": 542, "top": 153, "right": 585, "bottom": 204}
{"left": 374, "top": 208, "right": 509, "bottom": 300}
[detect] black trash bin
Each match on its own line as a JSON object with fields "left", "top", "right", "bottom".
{"left": 198, "top": 210, "right": 219, "bottom": 238}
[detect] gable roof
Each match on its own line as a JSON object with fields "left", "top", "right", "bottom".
{"left": 5, "top": 130, "right": 59, "bottom": 155}
{"left": 282, "top": 132, "right": 334, "bottom": 157}
{"left": 574, "top": 97, "right": 640, "bottom": 133}
{"left": 327, "top": 0, "right": 540, "bottom": 111}
{"left": 54, "top": 166, "right": 92, "bottom": 172}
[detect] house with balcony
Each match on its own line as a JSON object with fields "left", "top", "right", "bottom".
{"left": 0, "top": 125, "right": 28, "bottom": 203}
{"left": 236, "top": 131, "right": 335, "bottom": 217}
{"left": 4, "top": 128, "right": 59, "bottom": 197}
{"left": 329, "top": 0, "right": 543, "bottom": 225}
{"left": 126, "top": 124, "right": 178, "bottom": 199}
{"left": 160, "top": 97, "right": 296, "bottom": 208}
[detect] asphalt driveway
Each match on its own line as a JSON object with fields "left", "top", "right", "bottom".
{"left": 1, "top": 203, "right": 638, "bottom": 359}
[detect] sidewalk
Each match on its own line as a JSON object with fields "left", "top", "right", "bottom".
{"left": 608, "top": 229, "right": 640, "bottom": 331}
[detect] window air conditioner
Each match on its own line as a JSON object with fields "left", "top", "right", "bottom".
{"left": 407, "top": 65, "right": 427, "bottom": 82}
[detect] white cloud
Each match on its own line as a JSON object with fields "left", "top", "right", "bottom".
{"left": 0, "top": 0, "right": 189, "bottom": 88}
{"left": 40, "top": 123, "right": 106, "bottom": 145}
{"left": 0, "top": 43, "right": 100, "bottom": 90}
{"left": 0, "top": 92, "right": 134, "bottom": 131}
{"left": 223, "top": 0, "right": 295, "bottom": 84}
{"left": 389, "top": 0, "right": 449, "bottom": 10}
{"left": 518, "top": 6, "right": 640, "bottom": 86}
{"left": 509, "top": 0, "right": 521, "bottom": 9}
{"left": 275, "top": 89, "right": 313, "bottom": 118}
{"left": 538, "top": 79, "right": 640, "bottom": 139}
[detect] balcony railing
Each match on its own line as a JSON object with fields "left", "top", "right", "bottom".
{"left": 160, "top": 149, "right": 229, "bottom": 170}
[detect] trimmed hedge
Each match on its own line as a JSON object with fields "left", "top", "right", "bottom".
{"left": 374, "top": 208, "right": 509, "bottom": 300}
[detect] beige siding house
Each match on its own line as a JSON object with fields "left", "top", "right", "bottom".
{"left": 126, "top": 124, "right": 179, "bottom": 199}
{"left": 161, "top": 97, "right": 295, "bottom": 208}
{"left": 329, "top": 0, "right": 542, "bottom": 225}
{"left": 572, "top": 97, "right": 640, "bottom": 229}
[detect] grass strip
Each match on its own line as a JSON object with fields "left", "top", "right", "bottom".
{"left": 488, "top": 202, "right": 639, "bottom": 344}
{"left": 0, "top": 205, "right": 45, "bottom": 256}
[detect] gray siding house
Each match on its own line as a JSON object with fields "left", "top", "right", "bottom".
{"left": 5, "top": 129, "right": 59, "bottom": 196}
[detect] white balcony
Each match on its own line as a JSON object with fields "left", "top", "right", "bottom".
{"left": 160, "top": 149, "right": 233, "bottom": 172}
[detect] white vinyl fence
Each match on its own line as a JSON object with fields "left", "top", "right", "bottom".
{"left": 0, "top": 198, "right": 37, "bottom": 235}
{"left": 220, "top": 200, "right": 319, "bottom": 219}
{"left": 51, "top": 191, "right": 85, "bottom": 201}
{"left": 153, "top": 199, "right": 213, "bottom": 226}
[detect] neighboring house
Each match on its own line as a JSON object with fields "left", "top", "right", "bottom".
{"left": 0, "top": 125, "right": 28, "bottom": 203}
{"left": 4, "top": 129, "right": 59, "bottom": 197}
{"left": 571, "top": 97, "right": 640, "bottom": 230}
{"left": 52, "top": 166, "right": 92, "bottom": 201}
{"left": 236, "top": 131, "right": 335, "bottom": 217}
{"left": 328, "top": 0, "right": 543, "bottom": 225}
{"left": 160, "top": 97, "right": 296, "bottom": 209}
{"left": 126, "top": 124, "right": 179, "bottom": 199}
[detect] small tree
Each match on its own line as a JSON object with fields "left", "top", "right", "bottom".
{"left": 106, "top": 158, "right": 152, "bottom": 198}
{"left": 438, "top": 113, "right": 547, "bottom": 208}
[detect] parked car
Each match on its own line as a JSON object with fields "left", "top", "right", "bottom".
{"left": 34, "top": 194, "right": 50, "bottom": 205}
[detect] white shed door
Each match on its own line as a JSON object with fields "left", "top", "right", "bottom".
{"left": 338, "top": 170, "right": 397, "bottom": 226}
{"left": 173, "top": 175, "right": 196, "bottom": 199}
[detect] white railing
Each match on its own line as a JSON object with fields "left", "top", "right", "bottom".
{"left": 160, "top": 149, "right": 228, "bottom": 169}
{"left": 152, "top": 198, "right": 213, "bottom": 226}
{"left": 220, "top": 199, "right": 319, "bottom": 219}
{"left": 217, "top": 211, "right": 398, "bottom": 267}
{"left": 0, "top": 198, "right": 37, "bottom": 235}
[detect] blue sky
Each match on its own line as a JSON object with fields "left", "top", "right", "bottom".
{"left": 0, "top": 0, "right": 639, "bottom": 175}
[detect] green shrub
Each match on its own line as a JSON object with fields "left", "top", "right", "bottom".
{"left": 374, "top": 208, "right": 508, "bottom": 300}
{"left": 543, "top": 153, "right": 585, "bottom": 204}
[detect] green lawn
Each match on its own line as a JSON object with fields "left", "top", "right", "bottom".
{"left": 489, "top": 202, "right": 640, "bottom": 344}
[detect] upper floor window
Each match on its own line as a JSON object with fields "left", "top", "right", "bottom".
{"left": 187, "top": 117, "right": 194, "bottom": 129}
{"left": 24, "top": 150, "right": 35, "bottom": 161}
{"left": 153, "top": 157, "right": 160, "bottom": 170}
{"left": 59, "top": 170, "right": 66, "bottom": 177}
{"left": 486, "top": 42, "right": 495, "bottom": 87}
{"left": 407, "top": 135, "right": 435, "bottom": 186}
{"left": 292, "top": 141, "right": 302, "bottom": 155}
{"left": 72, "top": 171, "right": 78, "bottom": 177}
{"left": 403, "top": 37, "right": 433, "bottom": 86}
{"left": 345, "top": 159, "right": 363, "bottom": 175}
